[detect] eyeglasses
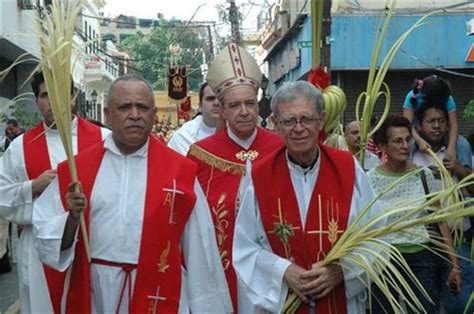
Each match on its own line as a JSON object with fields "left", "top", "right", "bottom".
{"left": 423, "top": 118, "right": 447, "bottom": 126}
{"left": 279, "top": 116, "right": 318, "bottom": 129}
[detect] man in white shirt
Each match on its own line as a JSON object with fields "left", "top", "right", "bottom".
{"left": 345, "top": 120, "right": 380, "bottom": 171}
{"left": 0, "top": 72, "right": 109, "bottom": 313}
{"left": 32, "top": 74, "right": 232, "bottom": 313}
{"left": 168, "top": 83, "right": 220, "bottom": 155}
{"left": 233, "top": 81, "right": 378, "bottom": 313}
{"left": 412, "top": 104, "right": 473, "bottom": 194}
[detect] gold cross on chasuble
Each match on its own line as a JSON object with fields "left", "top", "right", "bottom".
{"left": 147, "top": 285, "right": 166, "bottom": 314}
{"left": 269, "top": 198, "right": 300, "bottom": 259}
{"left": 307, "top": 195, "right": 345, "bottom": 261}
{"left": 162, "top": 179, "right": 184, "bottom": 224}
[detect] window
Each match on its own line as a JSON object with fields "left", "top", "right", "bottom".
{"left": 18, "top": 0, "right": 35, "bottom": 10}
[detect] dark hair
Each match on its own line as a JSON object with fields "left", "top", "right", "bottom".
{"left": 198, "top": 82, "right": 209, "bottom": 103}
{"left": 416, "top": 102, "right": 448, "bottom": 123}
{"left": 31, "top": 71, "right": 74, "bottom": 98}
{"left": 410, "top": 75, "right": 451, "bottom": 108}
{"left": 6, "top": 119, "right": 19, "bottom": 127}
{"left": 373, "top": 114, "right": 412, "bottom": 146}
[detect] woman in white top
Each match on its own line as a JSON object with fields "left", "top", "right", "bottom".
{"left": 367, "top": 114, "right": 461, "bottom": 313}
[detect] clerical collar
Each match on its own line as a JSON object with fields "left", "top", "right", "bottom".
{"left": 43, "top": 116, "right": 78, "bottom": 134}
{"left": 226, "top": 125, "right": 257, "bottom": 150}
{"left": 286, "top": 147, "right": 320, "bottom": 174}
{"left": 104, "top": 133, "right": 148, "bottom": 158}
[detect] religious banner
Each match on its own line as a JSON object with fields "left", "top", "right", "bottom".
{"left": 168, "top": 66, "right": 187, "bottom": 102}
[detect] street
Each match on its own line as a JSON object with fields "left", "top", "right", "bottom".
{"left": 0, "top": 224, "right": 20, "bottom": 314}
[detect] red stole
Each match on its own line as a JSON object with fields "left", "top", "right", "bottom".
{"left": 22, "top": 118, "right": 102, "bottom": 314}
{"left": 23, "top": 118, "right": 103, "bottom": 179}
{"left": 56, "top": 136, "right": 196, "bottom": 313}
{"left": 187, "top": 128, "right": 283, "bottom": 309}
{"left": 253, "top": 145, "right": 355, "bottom": 314}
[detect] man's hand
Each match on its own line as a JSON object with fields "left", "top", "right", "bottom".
{"left": 443, "top": 155, "right": 459, "bottom": 171}
{"left": 32, "top": 169, "right": 57, "bottom": 198}
{"left": 442, "top": 155, "right": 471, "bottom": 180}
{"left": 61, "top": 182, "right": 85, "bottom": 250}
{"left": 283, "top": 263, "right": 315, "bottom": 303}
{"left": 300, "top": 263, "right": 344, "bottom": 300}
{"left": 66, "top": 182, "right": 86, "bottom": 221}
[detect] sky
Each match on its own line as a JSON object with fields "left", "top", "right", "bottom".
{"left": 103, "top": 0, "right": 224, "bottom": 21}
{"left": 102, "top": 0, "right": 264, "bottom": 32}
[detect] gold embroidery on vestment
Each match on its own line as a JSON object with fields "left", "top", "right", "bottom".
{"left": 188, "top": 145, "right": 246, "bottom": 175}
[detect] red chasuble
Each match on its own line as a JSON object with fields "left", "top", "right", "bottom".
{"left": 187, "top": 127, "right": 282, "bottom": 309}
{"left": 22, "top": 118, "right": 102, "bottom": 314}
{"left": 252, "top": 145, "right": 356, "bottom": 314}
{"left": 56, "top": 136, "right": 196, "bottom": 313}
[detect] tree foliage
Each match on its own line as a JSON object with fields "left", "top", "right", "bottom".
{"left": 119, "top": 19, "right": 211, "bottom": 92}
{"left": 1, "top": 103, "right": 41, "bottom": 129}
{"left": 463, "top": 99, "right": 474, "bottom": 121}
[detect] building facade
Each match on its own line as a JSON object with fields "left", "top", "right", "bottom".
{"left": 0, "top": 0, "right": 119, "bottom": 129}
{"left": 260, "top": 0, "right": 474, "bottom": 135}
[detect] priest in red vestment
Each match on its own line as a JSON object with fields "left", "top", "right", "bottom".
{"left": 0, "top": 71, "right": 109, "bottom": 313}
{"left": 233, "top": 81, "right": 380, "bottom": 313}
{"left": 32, "top": 75, "right": 232, "bottom": 313}
{"left": 187, "top": 43, "right": 283, "bottom": 310}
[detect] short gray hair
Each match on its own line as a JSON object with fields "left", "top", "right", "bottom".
{"left": 270, "top": 81, "right": 324, "bottom": 115}
{"left": 344, "top": 121, "right": 360, "bottom": 136}
{"left": 106, "top": 74, "right": 154, "bottom": 107}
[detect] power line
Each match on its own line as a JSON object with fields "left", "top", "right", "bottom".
{"left": 80, "top": 12, "right": 225, "bottom": 28}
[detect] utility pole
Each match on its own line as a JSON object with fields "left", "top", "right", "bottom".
{"left": 228, "top": 0, "right": 242, "bottom": 45}
{"left": 206, "top": 24, "right": 215, "bottom": 60}
{"left": 311, "top": 0, "right": 324, "bottom": 68}
{"left": 321, "top": 0, "right": 332, "bottom": 74}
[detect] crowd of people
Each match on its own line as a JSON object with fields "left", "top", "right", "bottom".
{"left": 0, "top": 43, "right": 473, "bottom": 313}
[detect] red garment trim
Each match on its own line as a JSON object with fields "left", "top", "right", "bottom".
{"left": 23, "top": 119, "right": 102, "bottom": 314}
{"left": 57, "top": 136, "right": 196, "bottom": 313}
{"left": 253, "top": 145, "right": 355, "bottom": 314}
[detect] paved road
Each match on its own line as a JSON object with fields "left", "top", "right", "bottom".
{"left": 0, "top": 263, "right": 19, "bottom": 313}
{"left": 0, "top": 224, "right": 19, "bottom": 314}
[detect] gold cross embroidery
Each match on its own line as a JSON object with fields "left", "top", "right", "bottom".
{"left": 162, "top": 179, "right": 184, "bottom": 224}
{"left": 147, "top": 285, "right": 166, "bottom": 314}
{"left": 307, "top": 195, "right": 344, "bottom": 261}
{"left": 269, "top": 198, "right": 300, "bottom": 259}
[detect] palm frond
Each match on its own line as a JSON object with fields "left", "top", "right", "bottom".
{"left": 37, "top": 0, "right": 91, "bottom": 262}
{"left": 283, "top": 167, "right": 474, "bottom": 313}
{"left": 356, "top": 0, "right": 437, "bottom": 168}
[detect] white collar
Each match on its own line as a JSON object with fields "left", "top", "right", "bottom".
{"left": 199, "top": 116, "right": 217, "bottom": 134}
{"left": 43, "top": 116, "right": 78, "bottom": 134}
{"left": 226, "top": 125, "right": 257, "bottom": 150}
{"left": 104, "top": 133, "right": 148, "bottom": 158}
{"left": 286, "top": 146, "right": 321, "bottom": 176}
